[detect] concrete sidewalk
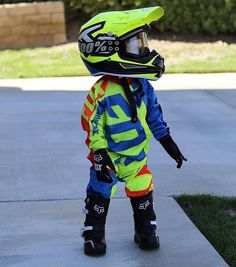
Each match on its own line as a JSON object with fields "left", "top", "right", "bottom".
{"left": 0, "top": 198, "right": 228, "bottom": 267}
{"left": 0, "top": 73, "right": 236, "bottom": 91}
{"left": 1, "top": 74, "right": 235, "bottom": 266}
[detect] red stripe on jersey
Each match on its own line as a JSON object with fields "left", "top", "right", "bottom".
{"left": 84, "top": 103, "right": 93, "bottom": 119}
{"left": 85, "top": 136, "right": 91, "bottom": 147}
{"left": 87, "top": 94, "right": 94, "bottom": 105}
{"left": 97, "top": 93, "right": 103, "bottom": 100}
{"left": 81, "top": 116, "right": 91, "bottom": 146}
{"left": 81, "top": 115, "right": 89, "bottom": 131}
{"left": 101, "top": 77, "right": 109, "bottom": 92}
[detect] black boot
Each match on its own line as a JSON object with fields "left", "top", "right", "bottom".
{"left": 130, "top": 191, "right": 160, "bottom": 250}
{"left": 81, "top": 195, "right": 110, "bottom": 256}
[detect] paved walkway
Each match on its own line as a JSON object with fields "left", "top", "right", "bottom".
{"left": 1, "top": 74, "right": 235, "bottom": 267}
{"left": 0, "top": 73, "right": 236, "bottom": 91}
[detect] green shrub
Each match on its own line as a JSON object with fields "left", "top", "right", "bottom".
{"left": 1, "top": 0, "right": 236, "bottom": 35}
{"left": 65, "top": 0, "right": 236, "bottom": 35}
{"left": 0, "top": 0, "right": 57, "bottom": 3}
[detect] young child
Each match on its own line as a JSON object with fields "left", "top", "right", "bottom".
{"left": 78, "top": 6, "right": 187, "bottom": 256}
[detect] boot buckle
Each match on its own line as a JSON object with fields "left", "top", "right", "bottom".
{"left": 80, "top": 225, "right": 93, "bottom": 237}
{"left": 84, "top": 240, "right": 95, "bottom": 249}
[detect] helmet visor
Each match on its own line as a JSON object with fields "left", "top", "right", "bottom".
{"left": 125, "top": 32, "right": 149, "bottom": 57}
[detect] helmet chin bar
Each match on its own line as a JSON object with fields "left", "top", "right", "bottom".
{"left": 119, "top": 49, "right": 159, "bottom": 64}
{"left": 82, "top": 51, "right": 165, "bottom": 79}
{"left": 152, "top": 54, "right": 165, "bottom": 78}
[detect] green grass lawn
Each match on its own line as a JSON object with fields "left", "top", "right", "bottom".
{"left": 176, "top": 194, "right": 236, "bottom": 267}
{"left": 0, "top": 44, "right": 89, "bottom": 79}
{"left": 0, "top": 40, "right": 236, "bottom": 79}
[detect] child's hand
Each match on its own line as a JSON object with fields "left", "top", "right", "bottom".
{"left": 93, "top": 149, "right": 116, "bottom": 183}
{"left": 159, "top": 135, "right": 187, "bottom": 168}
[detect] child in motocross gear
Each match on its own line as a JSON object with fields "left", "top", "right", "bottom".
{"left": 78, "top": 6, "right": 187, "bottom": 256}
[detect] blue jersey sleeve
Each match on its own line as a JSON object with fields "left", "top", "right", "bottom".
{"left": 144, "top": 80, "right": 170, "bottom": 141}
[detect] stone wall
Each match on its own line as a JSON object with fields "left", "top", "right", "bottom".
{"left": 0, "top": 1, "right": 67, "bottom": 50}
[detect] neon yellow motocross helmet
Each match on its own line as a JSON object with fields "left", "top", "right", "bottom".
{"left": 78, "top": 6, "right": 165, "bottom": 80}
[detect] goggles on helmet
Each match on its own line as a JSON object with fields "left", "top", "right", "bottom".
{"left": 124, "top": 32, "right": 149, "bottom": 57}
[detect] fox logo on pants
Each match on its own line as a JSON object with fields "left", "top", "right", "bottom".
{"left": 94, "top": 204, "right": 105, "bottom": 214}
{"left": 139, "top": 200, "right": 150, "bottom": 210}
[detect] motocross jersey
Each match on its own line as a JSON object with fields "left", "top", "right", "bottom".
{"left": 81, "top": 75, "right": 169, "bottom": 166}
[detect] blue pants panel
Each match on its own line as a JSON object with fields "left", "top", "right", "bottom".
{"left": 86, "top": 167, "right": 118, "bottom": 199}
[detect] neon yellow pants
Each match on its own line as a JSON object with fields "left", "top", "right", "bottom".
{"left": 87, "top": 153, "right": 154, "bottom": 199}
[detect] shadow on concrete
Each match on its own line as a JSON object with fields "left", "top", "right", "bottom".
{"left": 0, "top": 86, "right": 22, "bottom": 91}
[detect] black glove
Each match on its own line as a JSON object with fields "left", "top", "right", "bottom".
{"left": 159, "top": 135, "right": 187, "bottom": 168}
{"left": 93, "top": 149, "right": 116, "bottom": 183}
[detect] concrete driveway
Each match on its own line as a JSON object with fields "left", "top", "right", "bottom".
{"left": 1, "top": 74, "right": 235, "bottom": 267}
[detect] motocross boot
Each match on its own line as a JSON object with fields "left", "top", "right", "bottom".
{"left": 130, "top": 191, "right": 160, "bottom": 249}
{"left": 81, "top": 195, "right": 110, "bottom": 255}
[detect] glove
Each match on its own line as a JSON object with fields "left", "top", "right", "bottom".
{"left": 159, "top": 134, "right": 187, "bottom": 168}
{"left": 93, "top": 149, "right": 116, "bottom": 183}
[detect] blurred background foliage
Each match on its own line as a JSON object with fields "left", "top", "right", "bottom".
{"left": 1, "top": 0, "right": 236, "bottom": 35}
